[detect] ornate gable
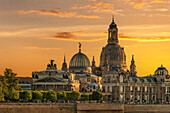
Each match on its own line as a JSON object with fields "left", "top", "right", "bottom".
{"left": 34, "top": 76, "right": 65, "bottom": 83}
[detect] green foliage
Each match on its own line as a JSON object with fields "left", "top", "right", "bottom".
{"left": 57, "top": 92, "right": 66, "bottom": 100}
{"left": 81, "top": 94, "right": 89, "bottom": 101}
{"left": 0, "top": 68, "right": 21, "bottom": 101}
{"left": 72, "top": 91, "right": 81, "bottom": 101}
{"left": 32, "top": 91, "right": 43, "bottom": 100}
{"left": 65, "top": 91, "right": 81, "bottom": 101}
{"left": 89, "top": 94, "right": 92, "bottom": 100}
{"left": 7, "top": 88, "right": 19, "bottom": 100}
{"left": 65, "top": 91, "right": 72, "bottom": 100}
{"left": 46, "top": 90, "right": 57, "bottom": 101}
{"left": 0, "top": 82, "right": 4, "bottom": 101}
{"left": 41, "top": 91, "right": 48, "bottom": 100}
{"left": 92, "top": 91, "right": 103, "bottom": 101}
{"left": 20, "top": 90, "right": 32, "bottom": 101}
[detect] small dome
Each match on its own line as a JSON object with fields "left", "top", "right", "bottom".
{"left": 154, "top": 65, "right": 169, "bottom": 76}
{"left": 69, "top": 52, "right": 90, "bottom": 70}
{"left": 88, "top": 82, "right": 99, "bottom": 87}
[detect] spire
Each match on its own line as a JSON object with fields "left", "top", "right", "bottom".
{"left": 130, "top": 55, "right": 137, "bottom": 77}
{"left": 132, "top": 55, "right": 134, "bottom": 62}
{"left": 62, "top": 55, "right": 67, "bottom": 72}
{"left": 108, "top": 15, "right": 118, "bottom": 44}
{"left": 112, "top": 15, "right": 115, "bottom": 23}
{"left": 64, "top": 55, "right": 66, "bottom": 62}
{"left": 92, "top": 56, "right": 96, "bottom": 67}
{"left": 79, "top": 42, "right": 81, "bottom": 53}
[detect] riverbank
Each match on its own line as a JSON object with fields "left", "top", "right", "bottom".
{"left": 0, "top": 103, "right": 170, "bottom": 113}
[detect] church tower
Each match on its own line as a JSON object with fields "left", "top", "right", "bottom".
{"left": 100, "top": 15, "right": 127, "bottom": 71}
{"left": 61, "top": 55, "right": 67, "bottom": 72}
{"left": 130, "top": 55, "right": 137, "bottom": 77}
{"left": 108, "top": 15, "right": 118, "bottom": 44}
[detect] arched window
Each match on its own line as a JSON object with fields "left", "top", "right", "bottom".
{"left": 107, "top": 76, "right": 111, "bottom": 83}
{"left": 120, "top": 75, "right": 123, "bottom": 83}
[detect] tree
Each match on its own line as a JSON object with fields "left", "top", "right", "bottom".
{"left": 72, "top": 91, "right": 81, "bottom": 101}
{"left": 92, "top": 91, "right": 103, "bottom": 101}
{"left": 7, "top": 87, "right": 19, "bottom": 101}
{"left": 41, "top": 91, "right": 48, "bottom": 101}
{"left": 32, "top": 91, "right": 43, "bottom": 100}
{"left": 0, "top": 82, "right": 4, "bottom": 101}
{"left": 65, "top": 91, "right": 72, "bottom": 100}
{"left": 81, "top": 94, "right": 89, "bottom": 101}
{"left": 57, "top": 92, "right": 66, "bottom": 100}
{"left": 46, "top": 90, "right": 57, "bottom": 101}
{"left": 20, "top": 90, "right": 32, "bottom": 101}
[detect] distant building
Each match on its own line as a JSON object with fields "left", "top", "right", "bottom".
{"left": 31, "top": 60, "right": 79, "bottom": 92}
{"left": 68, "top": 43, "right": 102, "bottom": 93}
{"left": 17, "top": 77, "right": 31, "bottom": 90}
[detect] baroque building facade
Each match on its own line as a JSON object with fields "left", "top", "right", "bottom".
{"left": 32, "top": 60, "right": 79, "bottom": 92}
{"left": 101, "top": 16, "right": 170, "bottom": 104}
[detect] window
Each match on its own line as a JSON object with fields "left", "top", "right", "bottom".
{"left": 130, "top": 86, "right": 133, "bottom": 91}
{"left": 120, "top": 75, "right": 123, "bottom": 83}
{"left": 138, "top": 96, "right": 140, "bottom": 101}
{"left": 145, "top": 86, "right": 147, "bottom": 92}
{"left": 138, "top": 86, "right": 140, "bottom": 91}
{"left": 152, "top": 87, "right": 155, "bottom": 93}
{"left": 130, "top": 95, "right": 133, "bottom": 101}
{"left": 145, "top": 95, "right": 148, "bottom": 101}
{"left": 102, "top": 86, "right": 105, "bottom": 92}
{"left": 120, "top": 95, "right": 124, "bottom": 101}
{"left": 120, "top": 86, "right": 123, "bottom": 92}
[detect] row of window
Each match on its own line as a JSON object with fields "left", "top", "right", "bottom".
{"left": 102, "top": 86, "right": 156, "bottom": 93}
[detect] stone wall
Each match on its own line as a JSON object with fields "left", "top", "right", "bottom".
{"left": 124, "top": 104, "right": 170, "bottom": 113}
{"left": 0, "top": 103, "right": 170, "bottom": 113}
{"left": 0, "top": 103, "right": 76, "bottom": 113}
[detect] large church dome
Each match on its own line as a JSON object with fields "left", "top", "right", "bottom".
{"left": 69, "top": 43, "right": 91, "bottom": 73}
{"left": 100, "top": 16, "right": 127, "bottom": 70}
{"left": 100, "top": 43, "right": 126, "bottom": 68}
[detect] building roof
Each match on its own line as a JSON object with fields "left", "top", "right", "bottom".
{"left": 88, "top": 82, "right": 99, "bottom": 87}
{"left": 130, "top": 77, "right": 157, "bottom": 83}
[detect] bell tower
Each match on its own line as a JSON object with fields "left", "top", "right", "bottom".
{"left": 130, "top": 55, "right": 137, "bottom": 77}
{"left": 108, "top": 15, "right": 118, "bottom": 44}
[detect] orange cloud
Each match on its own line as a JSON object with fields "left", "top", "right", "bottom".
{"left": 26, "top": 46, "right": 61, "bottom": 50}
{"left": 119, "top": 34, "right": 170, "bottom": 42}
{"left": 126, "top": 0, "right": 170, "bottom": 9}
{"left": 44, "top": 31, "right": 170, "bottom": 42}
{"left": 44, "top": 31, "right": 105, "bottom": 42}
{"left": 19, "top": 9, "right": 101, "bottom": 18}
{"left": 72, "top": 0, "right": 114, "bottom": 13}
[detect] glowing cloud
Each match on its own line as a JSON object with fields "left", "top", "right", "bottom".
{"left": 19, "top": 9, "right": 101, "bottom": 18}
{"left": 26, "top": 46, "right": 61, "bottom": 50}
{"left": 72, "top": 0, "right": 114, "bottom": 13}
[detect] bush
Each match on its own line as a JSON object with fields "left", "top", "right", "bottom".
{"left": 81, "top": 94, "right": 89, "bottom": 101}
{"left": 32, "top": 91, "right": 43, "bottom": 100}
{"left": 20, "top": 90, "right": 32, "bottom": 101}
{"left": 41, "top": 91, "right": 48, "bottom": 100}
{"left": 92, "top": 91, "right": 103, "bottom": 101}
{"left": 46, "top": 90, "right": 57, "bottom": 101}
{"left": 57, "top": 92, "right": 66, "bottom": 100}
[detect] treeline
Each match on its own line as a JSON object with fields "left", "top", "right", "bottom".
{"left": 0, "top": 68, "right": 103, "bottom": 102}
{"left": 19, "top": 90, "right": 103, "bottom": 102}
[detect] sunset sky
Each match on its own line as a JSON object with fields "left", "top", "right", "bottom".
{"left": 0, "top": 0, "right": 170, "bottom": 77}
